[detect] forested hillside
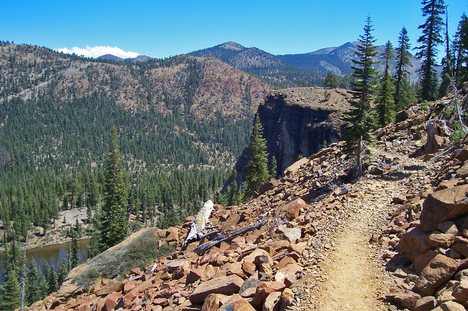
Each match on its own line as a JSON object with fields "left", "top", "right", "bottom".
{"left": 0, "top": 42, "right": 270, "bottom": 240}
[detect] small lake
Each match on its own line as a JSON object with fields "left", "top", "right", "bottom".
{"left": 0, "top": 239, "right": 89, "bottom": 283}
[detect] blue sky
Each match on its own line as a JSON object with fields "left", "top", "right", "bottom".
{"left": 1, "top": 0, "right": 466, "bottom": 58}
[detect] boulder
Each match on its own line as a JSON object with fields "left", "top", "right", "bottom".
{"left": 279, "top": 288, "right": 294, "bottom": 311}
{"left": 414, "top": 296, "right": 437, "bottom": 311}
{"left": 262, "top": 292, "right": 281, "bottom": 311}
{"left": 438, "top": 301, "right": 466, "bottom": 311}
{"left": 415, "top": 250, "right": 438, "bottom": 274}
{"left": 219, "top": 295, "right": 255, "bottom": 311}
{"left": 420, "top": 185, "right": 468, "bottom": 232}
{"left": 416, "top": 254, "right": 461, "bottom": 295}
{"left": 202, "top": 294, "right": 224, "bottom": 311}
{"left": 189, "top": 274, "right": 244, "bottom": 305}
{"left": 385, "top": 288, "right": 421, "bottom": 310}
{"left": 452, "top": 279, "right": 468, "bottom": 303}
{"left": 277, "top": 198, "right": 307, "bottom": 220}
{"left": 399, "top": 227, "right": 431, "bottom": 262}
{"left": 103, "top": 292, "right": 122, "bottom": 311}
{"left": 251, "top": 281, "right": 286, "bottom": 309}
{"left": 277, "top": 225, "right": 302, "bottom": 242}
{"left": 428, "top": 233, "right": 455, "bottom": 248}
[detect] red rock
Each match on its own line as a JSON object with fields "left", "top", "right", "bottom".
{"left": 392, "top": 195, "right": 407, "bottom": 204}
{"left": 275, "top": 263, "right": 302, "bottom": 286}
{"left": 220, "top": 295, "right": 255, "bottom": 311}
{"left": 414, "top": 296, "right": 437, "bottom": 311}
{"left": 103, "top": 292, "right": 122, "bottom": 311}
{"left": 452, "top": 238, "right": 468, "bottom": 258}
{"left": 242, "top": 261, "right": 256, "bottom": 276}
{"left": 417, "top": 254, "right": 461, "bottom": 295}
{"left": 130, "top": 267, "right": 142, "bottom": 275}
{"left": 277, "top": 225, "right": 302, "bottom": 242}
{"left": 95, "top": 280, "right": 124, "bottom": 296}
{"left": 452, "top": 279, "right": 468, "bottom": 303}
{"left": 189, "top": 274, "right": 244, "bottom": 305}
{"left": 157, "top": 229, "right": 166, "bottom": 238}
{"left": 428, "top": 233, "right": 455, "bottom": 248}
{"left": 228, "top": 262, "right": 245, "bottom": 278}
{"left": 420, "top": 185, "right": 468, "bottom": 232}
{"left": 251, "top": 281, "right": 286, "bottom": 309}
{"left": 277, "top": 256, "right": 297, "bottom": 269}
{"left": 415, "top": 250, "right": 438, "bottom": 274}
{"left": 437, "top": 301, "right": 466, "bottom": 311}
{"left": 186, "top": 268, "right": 203, "bottom": 284}
{"left": 202, "top": 293, "right": 224, "bottom": 311}
{"left": 279, "top": 288, "right": 294, "bottom": 311}
{"left": 166, "top": 227, "right": 179, "bottom": 243}
{"left": 263, "top": 291, "right": 281, "bottom": 311}
{"left": 277, "top": 198, "right": 306, "bottom": 220}
{"left": 385, "top": 288, "right": 421, "bottom": 310}
{"left": 399, "top": 227, "right": 430, "bottom": 262}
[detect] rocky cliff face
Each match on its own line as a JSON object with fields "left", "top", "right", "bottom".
{"left": 258, "top": 87, "right": 351, "bottom": 174}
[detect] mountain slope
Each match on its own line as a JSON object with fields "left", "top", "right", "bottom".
{"left": 190, "top": 42, "right": 324, "bottom": 87}
{"left": 0, "top": 42, "right": 271, "bottom": 237}
{"left": 190, "top": 41, "right": 422, "bottom": 86}
{"left": 279, "top": 41, "right": 422, "bottom": 80}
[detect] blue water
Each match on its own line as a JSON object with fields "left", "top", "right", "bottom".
{"left": 0, "top": 239, "right": 89, "bottom": 283}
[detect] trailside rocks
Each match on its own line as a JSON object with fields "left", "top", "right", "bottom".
{"left": 420, "top": 185, "right": 468, "bottom": 232}
{"left": 189, "top": 275, "right": 244, "bottom": 305}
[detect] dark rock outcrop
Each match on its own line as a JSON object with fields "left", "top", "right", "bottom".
{"left": 233, "top": 87, "right": 351, "bottom": 181}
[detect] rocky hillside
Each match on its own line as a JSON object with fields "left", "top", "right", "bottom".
{"left": 0, "top": 43, "right": 270, "bottom": 120}
{"left": 28, "top": 88, "right": 468, "bottom": 310}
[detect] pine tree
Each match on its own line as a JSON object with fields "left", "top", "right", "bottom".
{"left": 0, "top": 269, "right": 21, "bottom": 311}
{"left": 99, "top": 126, "right": 128, "bottom": 251}
{"left": 57, "top": 259, "right": 68, "bottom": 286}
{"left": 394, "top": 27, "right": 413, "bottom": 110}
{"left": 25, "top": 260, "right": 47, "bottom": 305}
{"left": 70, "top": 231, "right": 79, "bottom": 268}
{"left": 344, "top": 16, "right": 378, "bottom": 176}
{"left": 453, "top": 13, "right": 468, "bottom": 87}
{"left": 245, "top": 114, "right": 269, "bottom": 197}
{"left": 377, "top": 41, "right": 396, "bottom": 127}
{"left": 439, "top": 6, "right": 453, "bottom": 97}
{"left": 416, "top": 0, "right": 446, "bottom": 101}
{"left": 46, "top": 264, "right": 58, "bottom": 294}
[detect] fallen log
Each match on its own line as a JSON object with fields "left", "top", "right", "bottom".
{"left": 193, "top": 217, "right": 268, "bottom": 255}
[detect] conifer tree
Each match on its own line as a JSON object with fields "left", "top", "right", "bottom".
{"left": 99, "top": 126, "right": 128, "bottom": 251}
{"left": 25, "top": 260, "right": 47, "bottom": 305}
{"left": 416, "top": 0, "right": 446, "bottom": 101}
{"left": 344, "top": 16, "right": 378, "bottom": 176}
{"left": 57, "top": 259, "right": 68, "bottom": 286}
{"left": 0, "top": 269, "right": 21, "bottom": 311}
{"left": 46, "top": 265, "right": 58, "bottom": 294}
{"left": 377, "top": 41, "right": 396, "bottom": 127}
{"left": 70, "top": 232, "right": 79, "bottom": 268}
{"left": 439, "top": 6, "right": 453, "bottom": 97}
{"left": 453, "top": 13, "right": 468, "bottom": 87}
{"left": 245, "top": 114, "right": 269, "bottom": 197}
{"left": 394, "top": 27, "right": 413, "bottom": 110}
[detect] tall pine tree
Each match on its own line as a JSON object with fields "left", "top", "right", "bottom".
{"left": 99, "top": 126, "right": 128, "bottom": 252}
{"left": 394, "top": 27, "right": 413, "bottom": 110}
{"left": 453, "top": 13, "right": 468, "bottom": 87}
{"left": 0, "top": 269, "right": 21, "bottom": 311}
{"left": 344, "top": 16, "right": 378, "bottom": 176}
{"left": 377, "top": 41, "right": 396, "bottom": 127}
{"left": 245, "top": 114, "right": 269, "bottom": 198}
{"left": 416, "top": 0, "right": 445, "bottom": 101}
{"left": 439, "top": 6, "right": 453, "bottom": 97}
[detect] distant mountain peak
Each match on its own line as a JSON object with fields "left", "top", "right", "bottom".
{"left": 218, "top": 41, "right": 246, "bottom": 51}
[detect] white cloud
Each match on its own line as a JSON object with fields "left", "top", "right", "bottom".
{"left": 56, "top": 45, "right": 140, "bottom": 59}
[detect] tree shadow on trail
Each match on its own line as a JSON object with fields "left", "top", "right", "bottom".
{"left": 378, "top": 171, "right": 412, "bottom": 181}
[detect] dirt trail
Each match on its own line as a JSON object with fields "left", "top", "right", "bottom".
{"left": 296, "top": 153, "right": 432, "bottom": 311}
{"left": 314, "top": 180, "right": 391, "bottom": 311}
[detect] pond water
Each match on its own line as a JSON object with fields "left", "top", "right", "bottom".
{"left": 0, "top": 239, "right": 89, "bottom": 283}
